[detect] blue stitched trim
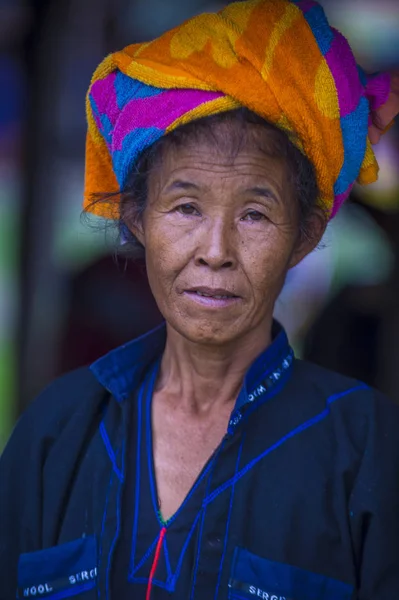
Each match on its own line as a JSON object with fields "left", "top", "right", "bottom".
{"left": 34, "top": 581, "right": 96, "bottom": 600}
{"left": 129, "top": 576, "right": 171, "bottom": 591}
{"left": 237, "top": 348, "right": 294, "bottom": 412}
{"left": 145, "top": 363, "right": 163, "bottom": 525}
{"left": 229, "top": 368, "right": 292, "bottom": 435}
{"left": 204, "top": 385, "right": 368, "bottom": 508}
{"left": 105, "top": 435, "right": 126, "bottom": 600}
{"left": 247, "top": 347, "right": 293, "bottom": 398}
{"left": 169, "top": 510, "right": 202, "bottom": 588}
{"left": 129, "top": 381, "right": 146, "bottom": 575}
{"left": 326, "top": 385, "right": 369, "bottom": 405}
{"left": 230, "top": 350, "right": 294, "bottom": 434}
{"left": 163, "top": 537, "right": 173, "bottom": 581}
{"left": 131, "top": 535, "right": 158, "bottom": 576}
{"left": 97, "top": 465, "right": 115, "bottom": 600}
{"left": 128, "top": 508, "right": 202, "bottom": 590}
{"left": 214, "top": 435, "right": 244, "bottom": 600}
{"left": 240, "top": 367, "right": 293, "bottom": 427}
{"left": 99, "top": 420, "right": 124, "bottom": 483}
{"left": 189, "top": 440, "right": 225, "bottom": 600}
{"left": 136, "top": 529, "right": 164, "bottom": 578}
{"left": 189, "top": 507, "right": 207, "bottom": 600}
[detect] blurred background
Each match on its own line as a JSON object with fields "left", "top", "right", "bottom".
{"left": 0, "top": 0, "right": 398, "bottom": 449}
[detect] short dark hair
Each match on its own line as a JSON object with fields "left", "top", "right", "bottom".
{"left": 87, "top": 108, "right": 324, "bottom": 257}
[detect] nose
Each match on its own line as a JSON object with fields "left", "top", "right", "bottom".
{"left": 194, "top": 217, "right": 236, "bottom": 270}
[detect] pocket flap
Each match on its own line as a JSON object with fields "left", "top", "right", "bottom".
{"left": 229, "top": 547, "right": 354, "bottom": 600}
{"left": 17, "top": 536, "right": 97, "bottom": 599}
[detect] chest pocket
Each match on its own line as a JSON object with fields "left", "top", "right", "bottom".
{"left": 17, "top": 536, "right": 97, "bottom": 599}
{"left": 228, "top": 547, "right": 354, "bottom": 600}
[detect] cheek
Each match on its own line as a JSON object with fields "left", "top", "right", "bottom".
{"left": 143, "top": 221, "right": 190, "bottom": 293}
{"left": 241, "top": 231, "right": 295, "bottom": 295}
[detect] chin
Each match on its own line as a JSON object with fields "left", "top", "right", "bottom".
{"left": 168, "top": 315, "right": 244, "bottom": 346}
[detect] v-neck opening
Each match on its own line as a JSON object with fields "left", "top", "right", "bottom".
{"left": 145, "top": 362, "right": 221, "bottom": 528}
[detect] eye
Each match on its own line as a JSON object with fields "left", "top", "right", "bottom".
{"left": 176, "top": 203, "right": 200, "bottom": 216}
{"left": 242, "top": 210, "right": 266, "bottom": 222}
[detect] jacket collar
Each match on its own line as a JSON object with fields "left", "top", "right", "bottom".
{"left": 90, "top": 320, "right": 294, "bottom": 408}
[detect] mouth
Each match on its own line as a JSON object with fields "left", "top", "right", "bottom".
{"left": 183, "top": 287, "right": 241, "bottom": 308}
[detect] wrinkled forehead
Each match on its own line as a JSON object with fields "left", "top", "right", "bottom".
{"left": 155, "top": 117, "right": 294, "bottom": 172}
{"left": 145, "top": 119, "right": 292, "bottom": 204}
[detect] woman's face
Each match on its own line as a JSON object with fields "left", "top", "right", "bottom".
{"left": 133, "top": 122, "right": 322, "bottom": 347}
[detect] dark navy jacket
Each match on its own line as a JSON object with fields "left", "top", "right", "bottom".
{"left": 1, "top": 323, "right": 399, "bottom": 600}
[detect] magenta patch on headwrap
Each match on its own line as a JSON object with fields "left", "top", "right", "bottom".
{"left": 295, "top": 0, "right": 319, "bottom": 14}
{"left": 112, "top": 88, "right": 224, "bottom": 152}
{"left": 90, "top": 72, "right": 119, "bottom": 126}
{"left": 331, "top": 184, "right": 354, "bottom": 218}
{"left": 325, "top": 29, "right": 363, "bottom": 118}
{"left": 365, "top": 72, "right": 391, "bottom": 112}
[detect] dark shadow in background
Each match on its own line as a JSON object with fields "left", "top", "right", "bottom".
{"left": 57, "top": 256, "right": 163, "bottom": 374}
{"left": 303, "top": 194, "right": 399, "bottom": 401}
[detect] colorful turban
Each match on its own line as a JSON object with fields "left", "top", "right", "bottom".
{"left": 84, "top": 0, "right": 394, "bottom": 220}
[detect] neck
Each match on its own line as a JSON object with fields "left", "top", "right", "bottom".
{"left": 156, "top": 322, "right": 273, "bottom": 415}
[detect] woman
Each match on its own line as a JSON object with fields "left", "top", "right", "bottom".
{"left": 1, "top": 1, "right": 399, "bottom": 599}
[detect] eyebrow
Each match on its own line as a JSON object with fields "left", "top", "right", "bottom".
{"left": 163, "top": 181, "right": 280, "bottom": 202}
{"left": 246, "top": 186, "right": 279, "bottom": 203}
{"left": 164, "top": 180, "right": 201, "bottom": 194}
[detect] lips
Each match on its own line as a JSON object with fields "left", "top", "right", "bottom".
{"left": 182, "top": 286, "right": 241, "bottom": 309}
{"left": 185, "top": 286, "right": 239, "bottom": 299}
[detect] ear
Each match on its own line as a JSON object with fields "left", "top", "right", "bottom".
{"left": 124, "top": 211, "right": 146, "bottom": 247}
{"left": 288, "top": 207, "right": 327, "bottom": 269}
